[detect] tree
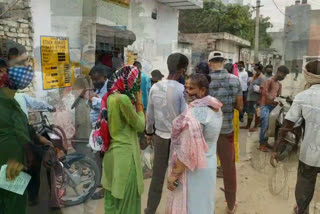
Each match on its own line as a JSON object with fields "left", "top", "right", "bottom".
{"left": 179, "top": 0, "right": 273, "bottom": 49}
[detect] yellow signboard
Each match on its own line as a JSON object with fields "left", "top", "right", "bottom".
{"left": 41, "top": 36, "right": 71, "bottom": 90}
{"left": 104, "top": 0, "right": 130, "bottom": 7}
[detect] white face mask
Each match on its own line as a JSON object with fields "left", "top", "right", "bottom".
{"left": 253, "top": 70, "right": 257, "bottom": 75}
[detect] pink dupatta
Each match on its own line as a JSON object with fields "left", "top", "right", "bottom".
{"left": 166, "top": 96, "right": 222, "bottom": 214}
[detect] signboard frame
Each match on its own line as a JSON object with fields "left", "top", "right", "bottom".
{"left": 40, "top": 36, "right": 71, "bottom": 90}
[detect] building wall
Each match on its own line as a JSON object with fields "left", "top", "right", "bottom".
{"left": 221, "top": 0, "right": 243, "bottom": 5}
{"left": 127, "top": 0, "right": 180, "bottom": 77}
{"left": 269, "top": 31, "right": 285, "bottom": 64}
{"left": 308, "top": 10, "right": 320, "bottom": 56}
{"left": 284, "top": 3, "right": 311, "bottom": 68}
{"left": 180, "top": 33, "right": 248, "bottom": 66}
{"left": 215, "top": 40, "right": 240, "bottom": 63}
{"left": 0, "top": 0, "right": 34, "bottom": 55}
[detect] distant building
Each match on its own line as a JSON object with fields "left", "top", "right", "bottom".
{"left": 308, "top": 10, "right": 320, "bottom": 57}
{"left": 221, "top": 0, "right": 243, "bottom": 5}
{"left": 179, "top": 32, "right": 250, "bottom": 67}
{"left": 284, "top": 1, "right": 311, "bottom": 69}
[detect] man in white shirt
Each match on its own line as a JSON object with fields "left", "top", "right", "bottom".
{"left": 145, "top": 53, "right": 188, "bottom": 214}
{"left": 238, "top": 61, "right": 248, "bottom": 122}
{"left": 272, "top": 60, "right": 320, "bottom": 214}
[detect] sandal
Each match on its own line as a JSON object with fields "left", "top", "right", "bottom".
{"left": 258, "top": 145, "right": 269, "bottom": 152}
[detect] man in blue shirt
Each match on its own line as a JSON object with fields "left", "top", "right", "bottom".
{"left": 133, "top": 61, "right": 151, "bottom": 110}
{"left": 82, "top": 64, "right": 111, "bottom": 200}
{"left": 86, "top": 64, "right": 112, "bottom": 124}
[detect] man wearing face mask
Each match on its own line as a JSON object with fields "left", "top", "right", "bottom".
{"left": 80, "top": 64, "right": 112, "bottom": 200}
{"left": 145, "top": 53, "right": 188, "bottom": 214}
{"left": 0, "top": 53, "right": 34, "bottom": 214}
{"left": 241, "top": 63, "right": 266, "bottom": 132}
{"left": 86, "top": 64, "right": 112, "bottom": 124}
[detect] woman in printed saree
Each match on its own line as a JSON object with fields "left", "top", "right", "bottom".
{"left": 166, "top": 73, "right": 223, "bottom": 214}
{"left": 100, "top": 65, "right": 145, "bottom": 214}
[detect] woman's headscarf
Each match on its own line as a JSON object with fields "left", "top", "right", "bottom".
{"left": 94, "top": 65, "right": 140, "bottom": 152}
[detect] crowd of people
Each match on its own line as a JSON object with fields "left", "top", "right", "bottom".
{"left": 1, "top": 43, "right": 320, "bottom": 214}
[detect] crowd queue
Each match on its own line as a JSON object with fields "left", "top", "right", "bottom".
{"left": 1, "top": 45, "right": 320, "bottom": 214}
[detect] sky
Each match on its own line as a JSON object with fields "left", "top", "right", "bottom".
{"left": 244, "top": 0, "right": 320, "bottom": 32}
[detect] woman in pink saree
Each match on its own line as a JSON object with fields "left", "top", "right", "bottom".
{"left": 166, "top": 73, "right": 223, "bottom": 214}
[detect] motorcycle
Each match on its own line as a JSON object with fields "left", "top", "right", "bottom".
{"left": 267, "top": 96, "right": 304, "bottom": 197}
{"left": 267, "top": 96, "right": 304, "bottom": 161}
{"left": 30, "top": 110, "right": 100, "bottom": 207}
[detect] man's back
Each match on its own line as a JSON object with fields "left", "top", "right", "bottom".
{"left": 285, "top": 85, "right": 320, "bottom": 167}
{"left": 146, "top": 80, "right": 186, "bottom": 139}
{"left": 209, "top": 70, "right": 242, "bottom": 134}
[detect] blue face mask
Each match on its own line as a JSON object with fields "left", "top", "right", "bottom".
{"left": 8, "top": 65, "right": 34, "bottom": 90}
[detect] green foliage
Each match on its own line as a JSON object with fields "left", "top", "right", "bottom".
{"left": 179, "top": 0, "right": 273, "bottom": 49}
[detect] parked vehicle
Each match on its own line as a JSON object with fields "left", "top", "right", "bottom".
{"left": 267, "top": 96, "right": 304, "bottom": 197}
{"left": 267, "top": 96, "right": 304, "bottom": 161}
{"left": 31, "top": 110, "right": 100, "bottom": 207}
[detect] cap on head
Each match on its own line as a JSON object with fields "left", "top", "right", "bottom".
{"left": 208, "top": 51, "right": 225, "bottom": 62}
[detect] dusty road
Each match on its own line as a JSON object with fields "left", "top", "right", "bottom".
{"left": 28, "top": 73, "right": 320, "bottom": 214}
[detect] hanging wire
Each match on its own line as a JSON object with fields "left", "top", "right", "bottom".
{"left": 271, "top": 0, "right": 287, "bottom": 16}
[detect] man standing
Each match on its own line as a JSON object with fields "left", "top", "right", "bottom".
{"left": 265, "top": 64, "right": 274, "bottom": 78}
{"left": 208, "top": 51, "right": 243, "bottom": 213}
{"left": 81, "top": 64, "right": 111, "bottom": 200}
{"left": 133, "top": 61, "right": 151, "bottom": 111}
{"left": 151, "top": 69, "right": 164, "bottom": 86}
{"left": 271, "top": 60, "right": 320, "bottom": 214}
{"left": 86, "top": 64, "right": 112, "bottom": 124}
{"left": 145, "top": 53, "right": 188, "bottom": 214}
{"left": 259, "top": 65, "right": 289, "bottom": 152}
{"left": 241, "top": 63, "right": 266, "bottom": 132}
{"left": 238, "top": 61, "right": 248, "bottom": 122}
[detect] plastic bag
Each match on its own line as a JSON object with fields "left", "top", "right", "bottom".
{"left": 141, "top": 145, "right": 154, "bottom": 177}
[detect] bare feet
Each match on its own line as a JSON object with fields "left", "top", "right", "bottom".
{"left": 226, "top": 203, "right": 238, "bottom": 214}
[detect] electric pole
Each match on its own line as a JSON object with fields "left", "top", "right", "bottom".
{"left": 254, "top": 0, "right": 263, "bottom": 63}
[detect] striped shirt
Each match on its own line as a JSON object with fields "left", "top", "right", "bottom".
{"left": 209, "top": 70, "right": 242, "bottom": 134}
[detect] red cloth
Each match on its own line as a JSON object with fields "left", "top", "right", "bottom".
{"left": 93, "top": 65, "right": 140, "bottom": 152}
{"left": 102, "top": 54, "right": 113, "bottom": 68}
{"left": 233, "top": 64, "right": 239, "bottom": 77}
{"left": 0, "top": 72, "right": 9, "bottom": 88}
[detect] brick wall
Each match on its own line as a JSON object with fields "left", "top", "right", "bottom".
{"left": 0, "top": 0, "right": 33, "bottom": 55}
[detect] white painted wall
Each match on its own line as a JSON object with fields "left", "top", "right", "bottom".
{"left": 216, "top": 40, "right": 240, "bottom": 63}
{"left": 127, "top": 0, "right": 180, "bottom": 77}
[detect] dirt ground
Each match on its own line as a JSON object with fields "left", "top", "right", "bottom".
{"left": 32, "top": 73, "right": 320, "bottom": 214}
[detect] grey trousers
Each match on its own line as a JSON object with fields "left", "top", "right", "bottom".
{"left": 295, "top": 161, "right": 320, "bottom": 214}
{"left": 145, "top": 135, "right": 171, "bottom": 214}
